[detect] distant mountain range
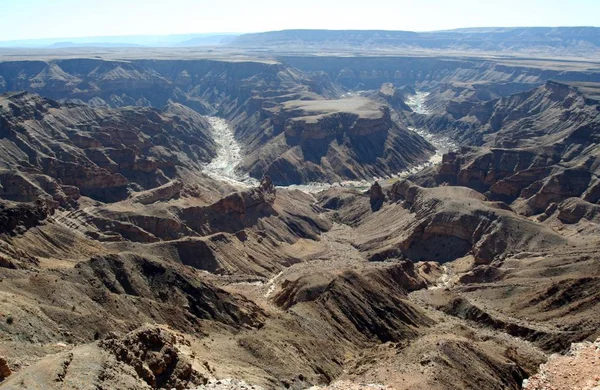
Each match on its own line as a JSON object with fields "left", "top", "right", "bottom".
{"left": 0, "top": 33, "right": 240, "bottom": 48}
{"left": 228, "top": 27, "right": 600, "bottom": 56}
{"left": 2, "top": 27, "right": 599, "bottom": 57}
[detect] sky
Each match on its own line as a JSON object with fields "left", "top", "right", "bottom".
{"left": 0, "top": 0, "right": 599, "bottom": 41}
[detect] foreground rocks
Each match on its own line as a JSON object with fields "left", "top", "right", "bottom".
{"left": 196, "top": 378, "right": 265, "bottom": 390}
{"left": 523, "top": 338, "right": 600, "bottom": 390}
{"left": 100, "top": 326, "right": 205, "bottom": 389}
{"left": 1, "top": 326, "right": 206, "bottom": 389}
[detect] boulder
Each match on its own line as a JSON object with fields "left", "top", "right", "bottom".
{"left": 368, "top": 181, "right": 385, "bottom": 211}
{"left": 0, "top": 356, "right": 11, "bottom": 378}
{"left": 100, "top": 326, "right": 205, "bottom": 389}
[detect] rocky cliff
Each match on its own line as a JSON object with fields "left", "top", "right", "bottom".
{"left": 237, "top": 97, "right": 434, "bottom": 184}
{"left": 0, "top": 92, "right": 216, "bottom": 202}
{"left": 415, "top": 82, "right": 600, "bottom": 215}
{"left": 280, "top": 55, "right": 600, "bottom": 92}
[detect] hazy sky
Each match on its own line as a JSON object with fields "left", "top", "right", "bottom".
{"left": 1, "top": 0, "right": 599, "bottom": 41}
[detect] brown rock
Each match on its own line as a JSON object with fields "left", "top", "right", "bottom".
{"left": 369, "top": 181, "right": 385, "bottom": 211}
{"left": 129, "top": 179, "right": 183, "bottom": 205}
{"left": 0, "top": 356, "right": 11, "bottom": 378}
{"left": 100, "top": 326, "right": 205, "bottom": 390}
{"left": 0, "top": 199, "right": 54, "bottom": 237}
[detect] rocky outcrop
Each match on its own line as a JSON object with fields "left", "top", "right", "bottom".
{"left": 427, "top": 81, "right": 600, "bottom": 148}
{"left": 272, "top": 98, "right": 392, "bottom": 140}
{"left": 0, "top": 199, "right": 53, "bottom": 236}
{"left": 368, "top": 181, "right": 385, "bottom": 211}
{"left": 129, "top": 179, "right": 183, "bottom": 205}
{"left": 0, "top": 170, "right": 80, "bottom": 206}
{"left": 374, "top": 83, "right": 413, "bottom": 112}
{"left": 179, "top": 176, "right": 276, "bottom": 235}
{"left": 46, "top": 178, "right": 328, "bottom": 276}
{"left": 425, "top": 83, "right": 600, "bottom": 215}
{"left": 523, "top": 338, "right": 600, "bottom": 390}
{"left": 436, "top": 147, "right": 556, "bottom": 195}
{"left": 172, "top": 177, "right": 328, "bottom": 242}
{"left": 434, "top": 145, "right": 600, "bottom": 215}
{"left": 1, "top": 326, "right": 205, "bottom": 390}
{"left": 100, "top": 326, "right": 205, "bottom": 389}
{"left": 555, "top": 197, "right": 600, "bottom": 224}
{"left": 439, "top": 295, "right": 565, "bottom": 350}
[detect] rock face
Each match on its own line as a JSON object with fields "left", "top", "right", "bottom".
{"left": 369, "top": 181, "right": 385, "bottom": 211}
{"left": 0, "top": 92, "right": 216, "bottom": 202}
{"left": 419, "top": 82, "right": 600, "bottom": 215}
{"left": 435, "top": 146, "right": 600, "bottom": 216}
{"left": 240, "top": 97, "right": 434, "bottom": 184}
{"left": 100, "top": 326, "right": 204, "bottom": 389}
{"left": 277, "top": 98, "right": 392, "bottom": 139}
{"left": 26, "top": 175, "right": 329, "bottom": 277}
{"left": 426, "top": 81, "right": 600, "bottom": 148}
{"left": 0, "top": 58, "right": 320, "bottom": 113}
{"left": 1, "top": 326, "right": 205, "bottom": 390}
{"left": 0, "top": 170, "right": 79, "bottom": 206}
{"left": 129, "top": 179, "right": 183, "bottom": 205}
{"left": 555, "top": 197, "right": 600, "bottom": 224}
{"left": 321, "top": 179, "right": 568, "bottom": 265}
{"left": 281, "top": 55, "right": 600, "bottom": 93}
{"left": 381, "top": 180, "right": 568, "bottom": 264}
{"left": 177, "top": 176, "right": 278, "bottom": 235}
{"left": 374, "top": 83, "right": 413, "bottom": 112}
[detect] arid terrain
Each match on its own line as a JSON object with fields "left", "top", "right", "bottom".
{"left": 0, "top": 30, "right": 599, "bottom": 389}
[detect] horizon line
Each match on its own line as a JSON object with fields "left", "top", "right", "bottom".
{"left": 2, "top": 25, "right": 599, "bottom": 44}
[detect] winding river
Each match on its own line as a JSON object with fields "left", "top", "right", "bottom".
{"left": 203, "top": 117, "right": 258, "bottom": 187}
{"left": 203, "top": 92, "right": 456, "bottom": 191}
{"left": 406, "top": 92, "right": 457, "bottom": 164}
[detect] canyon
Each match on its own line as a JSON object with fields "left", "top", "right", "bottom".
{"left": 0, "top": 32, "right": 599, "bottom": 389}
